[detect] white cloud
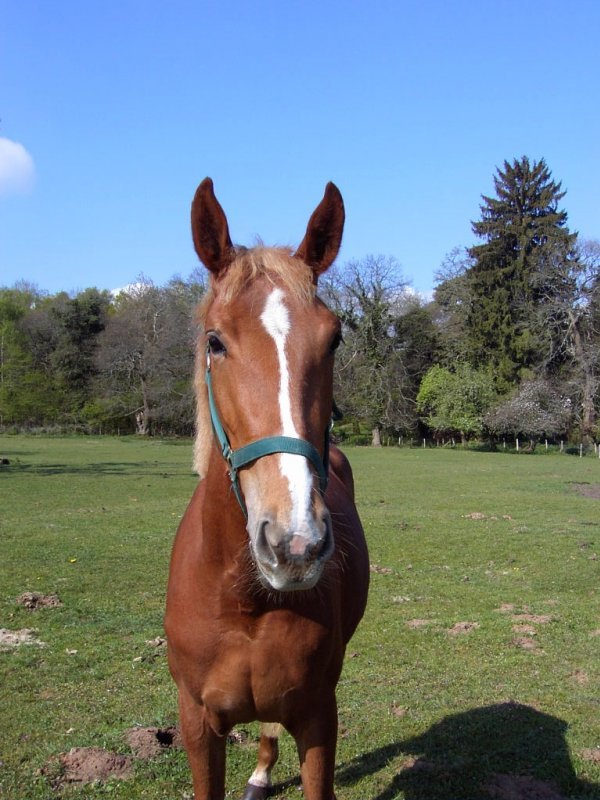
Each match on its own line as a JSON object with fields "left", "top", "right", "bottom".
{"left": 0, "top": 137, "right": 35, "bottom": 195}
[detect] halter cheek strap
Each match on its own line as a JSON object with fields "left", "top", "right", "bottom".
{"left": 205, "top": 348, "right": 330, "bottom": 519}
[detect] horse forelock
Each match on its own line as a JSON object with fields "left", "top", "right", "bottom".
{"left": 195, "top": 246, "right": 316, "bottom": 325}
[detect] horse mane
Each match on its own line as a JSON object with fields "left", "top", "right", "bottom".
{"left": 193, "top": 246, "right": 317, "bottom": 477}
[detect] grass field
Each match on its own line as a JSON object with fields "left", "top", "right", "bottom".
{"left": 0, "top": 436, "right": 599, "bottom": 799}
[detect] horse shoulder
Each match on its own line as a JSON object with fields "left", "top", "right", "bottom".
{"left": 328, "top": 444, "right": 355, "bottom": 501}
{"left": 326, "top": 449, "right": 370, "bottom": 644}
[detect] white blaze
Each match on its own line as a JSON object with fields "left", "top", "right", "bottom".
{"left": 260, "top": 288, "right": 313, "bottom": 530}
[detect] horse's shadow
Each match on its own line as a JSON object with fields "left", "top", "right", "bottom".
{"left": 334, "top": 702, "right": 598, "bottom": 799}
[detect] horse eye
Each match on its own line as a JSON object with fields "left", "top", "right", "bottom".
{"left": 207, "top": 334, "right": 226, "bottom": 356}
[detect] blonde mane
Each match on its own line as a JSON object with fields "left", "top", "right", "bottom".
{"left": 193, "top": 246, "right": 317, "bottom": 477}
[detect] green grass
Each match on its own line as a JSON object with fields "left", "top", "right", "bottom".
{"left": 0, "top": 437, "right": 598, "bottom": 799}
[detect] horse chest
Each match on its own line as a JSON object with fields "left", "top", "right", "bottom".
{"left": 196, "top": 609, "right": 337, "bottom": 728}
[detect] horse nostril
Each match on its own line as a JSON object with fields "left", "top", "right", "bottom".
{"left": 255, "top": 520, "right": 278, "bottom": 568}
{"left": 316, "top": 515, "right": 334, "bottom": 562}
{"left": 299, "top": 518, "right": 333, "bottom": 562}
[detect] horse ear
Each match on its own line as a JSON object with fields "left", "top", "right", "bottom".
{"left": 295, "top": 182, "right": 345, "bottom": 279}
{"left": 191, "top": 178, "right": 234, "bottom": 276}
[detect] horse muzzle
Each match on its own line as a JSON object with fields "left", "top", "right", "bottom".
{"left": 252, "top": 512, "right": 334, "bottom": 592}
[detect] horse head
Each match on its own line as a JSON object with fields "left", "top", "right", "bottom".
{"left": 191, "top": 178, "right": 345, "bottom": 592}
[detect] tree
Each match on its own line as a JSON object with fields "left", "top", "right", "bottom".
{"left": 48, "top": 288, "right": 111, "bottom": 415}
{"left": 322, "top": 256, "right": 428, "bottom": 444}
{"left": 484, "top": 378, "right": 573, "bottom": 448}
{"left": 0, "top": 285, "right": 59, "bottom": 426}
{"left": 432, "top": 246, "right": 474, "bottom": 366}
{"left": 531, "top": 238, "right": 600, "bottom": 441}
{"left": 95, "top": 276, "right": 203, "bottom": 434}
{"left": 416, "top": 364, "right": 497, "bottom": 443}
{"left": 466, "top": 157, "right": 577, "bottom": 389}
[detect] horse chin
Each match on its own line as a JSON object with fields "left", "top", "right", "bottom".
{"left": 255, "top": 560, "right": 325, "bottom": 593}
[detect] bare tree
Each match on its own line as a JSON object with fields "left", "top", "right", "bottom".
{"left": 321, "top": 255, "right": 435, "bottom": 444}
{"left": 96, "top": 276, "right": 203, "bottom": 434}
{"left": 533, "top": 238, "right": 600, "bottom": 442}
{"left": 485, "top": 378, "right": 573, "bottom": 449}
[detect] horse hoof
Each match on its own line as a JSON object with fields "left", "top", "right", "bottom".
{"left": 240, "top": 783, "right": 270, "bottom": 800}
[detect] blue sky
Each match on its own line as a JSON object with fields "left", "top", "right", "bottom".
{"left": 1, "top": 0, "right": 599, "bottom": 296}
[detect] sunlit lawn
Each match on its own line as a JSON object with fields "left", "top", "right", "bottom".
{"left": 0, "top": 436, "right": 598, "bottom": 799}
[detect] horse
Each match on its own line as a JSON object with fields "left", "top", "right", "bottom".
{"left": 164, "top": 178, "right": 369, "bottom": 800}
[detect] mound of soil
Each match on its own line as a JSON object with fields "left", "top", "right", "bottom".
{"left": 581, "top": 748, "right": 600, "bottom": 763}
{"left": 125, "top": 726, "right": 182, "bottom": 759}
{"left": 512, "top": 636, "right": 539, "bottom": 651}
{"left": 571, "top": 483, "right": 600, "bottom": 500}
{"left": 56, "top": 747, "right": 134, "bottom": 784}
{"left": 512, "top": 614, "right": 552, "bottom": 624}
{"left": 485, "top": 773, "right": 566, "bottom": 799}
{"left": 447, "top": 621, "right": 480, "bottom": 635}
{"left": 16, "top": 592, "right": 62, "bottom": 610}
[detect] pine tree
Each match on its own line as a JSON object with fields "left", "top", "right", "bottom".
{"left": 466, "top": 156, "right": 577, "bottom": 389}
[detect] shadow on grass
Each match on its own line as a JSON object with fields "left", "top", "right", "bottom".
{"left": 2, "top": 461, "right": 191, "bottom": 477}
{"left": 336, "top": 702, "right": 598, "bottom": 800}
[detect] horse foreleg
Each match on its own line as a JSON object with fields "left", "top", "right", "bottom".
{"left": 241, "top": 723, "right": 282, "bottom": 800}
{"left": 178, "top": 688, "right": 227, "bottom": 800}
{"left": 291, "top": 696, "right": 338, "bottom": 800}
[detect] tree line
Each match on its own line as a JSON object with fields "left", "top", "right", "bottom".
{"left": 1, "top": 156, "right": 599, "bottom": 448}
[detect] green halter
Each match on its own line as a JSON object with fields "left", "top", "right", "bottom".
{"left": 205, "top": 347, "right": 330, "bottom": 519}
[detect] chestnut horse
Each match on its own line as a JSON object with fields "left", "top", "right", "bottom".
{"left": 165, "top": 178, "right": 369, "bottom": 800}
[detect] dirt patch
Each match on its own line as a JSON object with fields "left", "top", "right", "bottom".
{"left": 125, "top": 726, "right": 182, "bottom": 758}
{"left": 447, "top": 621, "right": 480, "bottom": 635}
{"left": 496, "top": 603, "right": 517, "bottom": 614}
{"left": 511, "top": 614, "right": 553, "bottom": 624}
{"left": 370, "top": 563, "right": 393, "bottom": 574}
{"left": 16, "top": 591, "right": 62, "bottom": 610}
{"left": 512, "top": 624, "right": 537, "bottom": 635}
{"left": 49, "top": 747, "right": 134, "bottom": 785}
{"left": 145, "top": 636, "right": 166, "bottom": 647}
{"left": 512, "top": 636, "right": 539, "bottom": 651}
{"left": 571, "top": 483, "right": 600, "bottom": 500}
{"left": 570, "top": 669, "right": 589, "bottom": 685}
{"left": 399, "top": 755, "right": 437, "bottom": 773}
{"left": 582, "top": 748, "right": 600, "bottom": 763}
{"left": 0, "top": 628, "right": 46, "bottom": 649}
{"left": 227, "top": 727, "right": 252, "bottom": 745}
{"left": 485, "top": 773, "right": 566, "bottom": 799}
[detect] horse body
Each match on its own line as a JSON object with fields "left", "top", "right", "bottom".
{"left": 165, "top": 179, "right": 369, "bottom": 800}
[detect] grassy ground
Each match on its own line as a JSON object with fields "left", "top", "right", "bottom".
{"left": 0, "top": 436, "right": 598, "bottom": 799}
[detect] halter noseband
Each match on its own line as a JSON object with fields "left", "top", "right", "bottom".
{"left": 205, "top": 346, "right": 330, "bottom": 519}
